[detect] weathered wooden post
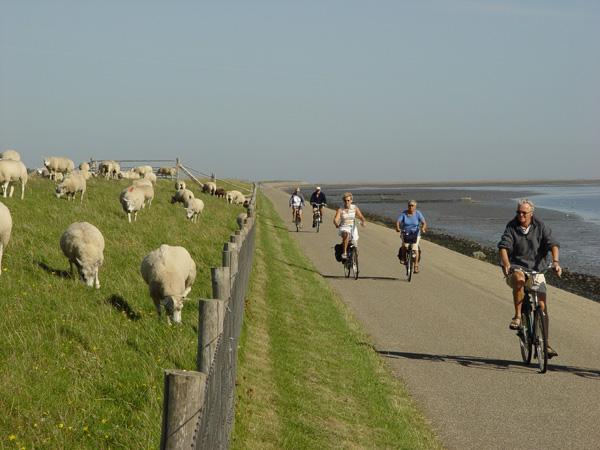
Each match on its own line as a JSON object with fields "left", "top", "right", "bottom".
{"left": 222, "top": 242, "right": 231, "bottom": 268}
{"left": 160, "top": 369, "right": 207, "bottom": 450}
{"left": 197, "top": 267, "right": 230, "bottom": 373}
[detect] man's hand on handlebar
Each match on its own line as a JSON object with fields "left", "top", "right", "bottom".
{"left": 551, "top": 261, "right": 562, "bottom": 277}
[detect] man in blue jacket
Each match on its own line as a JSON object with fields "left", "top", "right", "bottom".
{"left": 498, "top": 199, "right": 562, "bottom": 357}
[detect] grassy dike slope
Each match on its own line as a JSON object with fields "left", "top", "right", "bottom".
{"left": 233, "top": 193, "right": 441, "bottom": 449}
{"left": 0, "top": 177, "right": 245, "bottom": 449}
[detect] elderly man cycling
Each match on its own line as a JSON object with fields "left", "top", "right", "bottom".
{"left": 396, "top": 200, "right": 427, "bottom": 273}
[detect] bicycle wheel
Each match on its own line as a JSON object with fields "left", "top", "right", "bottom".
{"left": 352, "top": 247, "right": 359, "bottom": 280}
{"left": 519, "top": 311, "right": 533, "bottom": 364}
{"left": 406, "top": 245, "right": 413, "bottom": 282}
{"left": 344, "top": 250, "right": 351, "bottom": 278}
{"left": 295, "top": 216, "right": 300, "bottom": 232}
{"left": 316, "top": 217, "right": 320, "bottom": 232}
{"left": 534, "top": 308, "right": 548, "bottom": 373}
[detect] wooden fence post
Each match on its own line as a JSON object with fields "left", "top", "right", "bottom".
{"left": 222, "top": 242, "right": 231, "bottom": 268}
{"left": 160, "top": 369, "right": 207, "bottom": 450}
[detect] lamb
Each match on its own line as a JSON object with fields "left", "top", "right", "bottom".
{"left": 214, "top": 188, "right": 226, "bottom": 198}
{"left": 133, "top": 165, "right": 153, "bottom": 177}
{"left": 55, "top": 172, "right": 87, "bottom": 203}
{"left": 226, "top": 190, "right": 245, "bottom": 205}
{"left": 1, "top": 149, "right": 21, "bottom": 161}
{"left": 0, "top": 201, "right": 12, "bottom": 275}
{"left": 119, "top": 185, "right": 146, "bottom": 222}
{"left": 202, "top": 181, "right": 217, "bottom": 195}
{"left": 158, "top": 167, "right": 177, "bottom": 178}
{"left": 132, "top": 179, "right": 155, "bottom": 207}
{"left": 43, "top": 156, "right": 74, "bottom": 180}
{"left": 140, "top": 244, "right": 196, "bottom": 324}
{"left": 0, "top": 160, "right": 28, "bottom": 199}
{"left": 60, "top": 222, "right": 105, "bottom": 289}
{"left": 236, "top": 212, "right": 248, "bottom": 230}
{"left": 143, "top": 172, "right": 157, "bottom": 184}
{"left": 175, "top": 181, "right": 186, "bottom": 191}
{"left": 171, "top": 188, "right": 194, "bottom": 205}
{"left": 184, "top": 197, "right": 204, "bottom": 223}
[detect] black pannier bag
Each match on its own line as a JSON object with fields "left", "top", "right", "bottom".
{"left": 334, "top": 243, "right": 343, "bottom": 262}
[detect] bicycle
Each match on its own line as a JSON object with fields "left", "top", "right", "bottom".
{"left": 400, "top": 230, "right": 420, "bottom": 282}
{"left": 312, "top": 203, "right": 326, "bottom": 232}
{"left": 511, "top": 264, "right": 552, "bottom": 373}
{"left": 293, "top": 207, "right": 302, "bottom": 232}
{"left": 343, "top": 243, "right": 359, "bottom": 279}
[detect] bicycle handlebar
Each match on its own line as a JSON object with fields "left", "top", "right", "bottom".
{"left": 508, "top": 264, "right": 553, "bottom": 276}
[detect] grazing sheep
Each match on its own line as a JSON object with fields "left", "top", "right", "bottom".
{"left": 1, "top": 149, "right": 21, "bottom": 161}
{"left": 236, "top": 212, "right": 248, "bottom": 230}
{"left": 98, "top": 160, "right": 120, "bottom": 179}
{"left": 158, "top": 167, "right": 177, "bottom": 178}
{"left": 140, "top": 244, "right": 196, "bottom": 324}
{"left": 55, "top": 172, "right": 87, "bottom": 203}
{"left": 60, "top": 222, "right": 104, "bottom": 289}
{"left": 175, "top": 181, "right": 186, "bottom": 191}
{"left": 133, "top": 165, "right": 153, "bottom": 176}
{"left": 54, "top": 172, "right": 64, "bottom": 182}
{"left": 0, "top": 201, "right": 12, "bottom": 275}
{"left": 226, "top": 190, "right": 245, "bottom": 205}
{"left": 214, "top": 187, "right": 226, "bottom": 198}
{"left": 133, "top": 179, "right": 155, "bottom": 207}
{"left": 202, "top": 181, "right": 217, "bottom": 195}
{"left": 119, "top": 185, "right": 146, "bottom": 222}
{"left": 43, "top": 156, "right": 74, "bottom": 180}
{"left": 120, "top": 169, "right": 141, "bottom": 180}
{"left": 143, "top": 172, "right": 157, "bottom": 184}
{"left": 78, "top": 162, "right": 90, "bottom": 171}
{"left": 0, "top": 160, "right": 28, "bottom": 199}
{"left": 171, "top": 188, "right": 194, "bottom": 205}
{"left": 184, "top": 197, "right": 204, "bottom": 223}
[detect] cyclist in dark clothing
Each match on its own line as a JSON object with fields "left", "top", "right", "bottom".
{"left": 498, "top": 198, "right": 562, "bottom": 358}
{"left": 310, "top": 186, "right": 327, "bottom": 227}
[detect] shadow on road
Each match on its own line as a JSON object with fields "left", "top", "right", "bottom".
{"left": 323, "top": 274, "right": 399, "bottom": 281}
{"left": 378, "top": 350, "right": 600, "bottom": 379}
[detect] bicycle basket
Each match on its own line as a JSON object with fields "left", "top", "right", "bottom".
{"left": 402, "top": 231, "right": 419, "bottom": 244}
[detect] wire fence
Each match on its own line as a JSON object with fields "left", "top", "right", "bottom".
{"left": 160, "top": 183, "right": 258, "bottom": 450}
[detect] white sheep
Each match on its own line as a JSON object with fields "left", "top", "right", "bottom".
{"left": 54, "top": 172, "right": 64, "bottom": 182}
{"left": 119, "top": 185, "right": 146, "bottom": 222}
{"left": 202, "top": 181, "right": 217, "bottom": 195}
{"left": 171, "top": 188, "right": 194, "bottom": 205}
{"left": 184, "top": 197, "right": 204, "bottom": 223}
{"left": 43, "top": 156, "right": 74, "bottom": 180}
{"left": 78, "top": 162, "right": 90, "bottom": 171}
{"left": 0, "top": 201, "right": 12, "bottom": 275}
{"left": 226, "top": 190, "right": 245, "bottom": 205}
{"left": 60, "top": 222, "right": 105, "bottom": 289}
{"left": 134, "top": 165, "right": 153, "bottom": 176}
{"left": 55, "top": 172, "right": 87, "bottom": 203}
{"left": 133, "top": 179, "right": 155, "bottom": 207}
{"left": 0, "top": 160, "right": 28, "bottom": 199}
{"left": 98, "top": 160, "right": 120, "bottom": 179}
{"left": 120, "top": 169, "right": 141, "bottom": 180}
{"left": 158, "top": 167, "right": 177, "bottom": 178}
{"left": 175, "top": 181, "right": 186, "bottom": 191}
{"left": 143, "top": 172, "right": 157, "bottom": 184}
{"left": 140, "top": 244, "right": 196, "bottom": 324}
{"left": 236, "top": 212, "right": 248, "bottom": 230}
{"left": 0, "top": 149, "right": 21, "bottom": 161}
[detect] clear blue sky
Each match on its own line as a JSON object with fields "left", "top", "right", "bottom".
{"left": 1, "top": 0, "right": 599, "bottom": 182}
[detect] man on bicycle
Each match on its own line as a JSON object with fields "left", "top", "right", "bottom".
{"left": 289, "top": 187, "right": 305, "bottom": 226}
{"left": 395, "top": 200, "right": 427, "bottom": 273}
{"left": 498, "top": 198, "right": 562, "bottom": 358}
{"left": 333, "top": 192, "right": 366, "bottom": 260}
{"left": 310, "top": 186, "right": 327, "bottom": 227}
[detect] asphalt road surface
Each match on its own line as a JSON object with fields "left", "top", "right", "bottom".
{"left": 263, "top": 186, "right": 600, "bottom": 450}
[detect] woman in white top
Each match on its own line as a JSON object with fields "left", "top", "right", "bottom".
{"left": 333, "top": 192, "right": 366, "bottom": 259}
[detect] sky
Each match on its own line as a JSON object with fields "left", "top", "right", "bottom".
{"left": 1, "top": 0, "right": 599, "bottom": 183}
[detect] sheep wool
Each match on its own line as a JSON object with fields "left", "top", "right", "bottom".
{"left": 60, "top": 222, "right": 105, "bottom": 289}
{"left": 0, "top": 201, "right": 12, "bottom": 275}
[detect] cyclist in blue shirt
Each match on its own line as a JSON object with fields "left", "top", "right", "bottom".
{"left": 395, "top": 200, "right": 427, "bottom": 273}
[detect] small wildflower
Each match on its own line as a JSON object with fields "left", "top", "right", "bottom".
{"left": 8, "top": 434, "right": 17, "bottom": 441}
{"left": 104, "top": 434, "right": 109, "bottom": 439}
{"left": 83, "top": 426, "right": 89, "bottom": 432}
{"left": 101, "top": 418, "right": 108, "bottom": 424}
{"left": 68, "top": 426, "right": 73, "bottom": 431}
{"left": 58, "top": 423, "right": 64, "bottom": 429}
{"left": 33, "top": 423, "right": 37, "bottom": 428}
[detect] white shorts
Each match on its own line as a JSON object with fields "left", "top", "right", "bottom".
{"left": 506, "top": 271, "right": 547, "bottom": 294}
{"left": 339, "top": 226, "right": 358, "bottom": 243}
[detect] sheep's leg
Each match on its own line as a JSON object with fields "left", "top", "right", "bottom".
{"left": 182, "top": 286, "right": 192, "bottom": 298}
{"left": 9, "top": 185, "right": 14, "bottom": 198}
{"left": 1, "top": 182, "right": 7, "bottom": 198}
{"left": 20, "top": 182, "right": 25, "bottom": 200}
{"left": 94, "top": 269, "right": 100, "bottom": 289}
{"left": 127, "top": 212, "right": 132, "bottom": 223}
{"left": 0, "top": 243, "right": 3, "bottom": 275}
{"left": 69, "top": 261, "right": 76, "bottom": 278}
{"left": 133, "top": 211, "right": 138, "bottom": 222}
{"left": 153, "top": 298, "right": 162, "bottom": 318}
{"left": 80, "top": 190, "right": 85, "bottom": 204}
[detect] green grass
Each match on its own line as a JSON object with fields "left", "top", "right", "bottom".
{"left": 0, "top": 176, "right": 246, "bottom": 449}
{"left": 233, "top": 193, "right": 441, "bottom": 449}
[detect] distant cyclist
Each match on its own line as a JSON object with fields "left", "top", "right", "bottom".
{"left": 498, "top": 198, "right": 561, "bottom": 358}
{"left": 310, "top": 186, "right": 327, "bottom": 227}
{"left": 333, "top": 192, "right": 366, "bottom": 259}
{"left": 289, "top": 187, "right": 305, "bottom": 226}
{"left": 395, "top": 200, "right": 427, "bottom": 273}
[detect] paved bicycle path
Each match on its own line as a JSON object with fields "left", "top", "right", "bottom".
{"left": 263, "top": 185, "right": 600, "bottom": 450}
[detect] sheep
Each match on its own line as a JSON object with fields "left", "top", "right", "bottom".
{"left": 132, "top": 179, "right": 155, "bottom": 207}
{"left": 0, "top": 160, "right": 28, "bottom": 199}
{"left": 0, "top": 201, "right": 12, "bottom": 275}
{"left": 175, "top": 181, "right": 186, "bottom": 191}
{"left": 202, "top": 181, "right": 217, "bottom": 195}
{"left": 120, "top": 169, "right": 141, "bottom": 180}
{"left": 119, "top": 185, "right": 146, "bottom": 222}
{"left": 55, "top": 172, "right": 87, "bottom": 203}
{"left": 236, "top": 212, "right": 248, "bottom": 230}
{"left": 143, "top": 172, "right": 157, "bottom": 184}
{"left": 158, "top": 167, "right": 177, "bottom": 178}
{"left": 43, "top": 156, "right": 74, "bottom": 180}
{"left": 1, "top": 149, "right": 21, "bottom": 161}
{"left": 78, "top": 162, "right": 90, "bottom": 171}
{"left": 133, "top": 165, "right": 153, "bottom": 177}
{"left": 60, "top": 222, "right": 104, "bottom": 289}
{"left": 171, "top": 188, "right": 194, "bottom": 205}
{"left": 184, "top": 197, "right": 204, "bottom": 223}
{"left": 54, "top": 172, "right": 64, "bottom": 182}
{"left": 214, "top": 188, "right": 226, "bottom": 198}
{"left": 226, "top": 190, "right": 245, "bottom": 205}
{"left": 98, "top": 160, "right": 120, "bottom": 179}
{"left": 140, "top": 244, "right": 196, "bottom": 324}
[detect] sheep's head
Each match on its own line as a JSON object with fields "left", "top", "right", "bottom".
{"left": 161, "top": 296, "right": 184, "bottom": 324}
{"left": 55, "top": 185, "right": 65, "bottom": 198}
{"left": 185, "top": 207, "right": 195, "bottom": 219}
{"left": 76, "top": 258, "right": 101, "bottom": 289}
{"left": 175, "top": 181, "right": 186, "bottom": 191}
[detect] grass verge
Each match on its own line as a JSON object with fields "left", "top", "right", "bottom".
{"left": 233, "top": 193, "right": 441, "bottom": 449}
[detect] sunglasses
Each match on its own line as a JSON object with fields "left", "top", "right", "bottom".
{"left": 408, "top": 204, "right": 416, "bottom": 207}
{"left": 344, "top": 198, "right": 352, "bottom": 202}
{"left": 516, "top": 210, "right": 531, "bottom": 215}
